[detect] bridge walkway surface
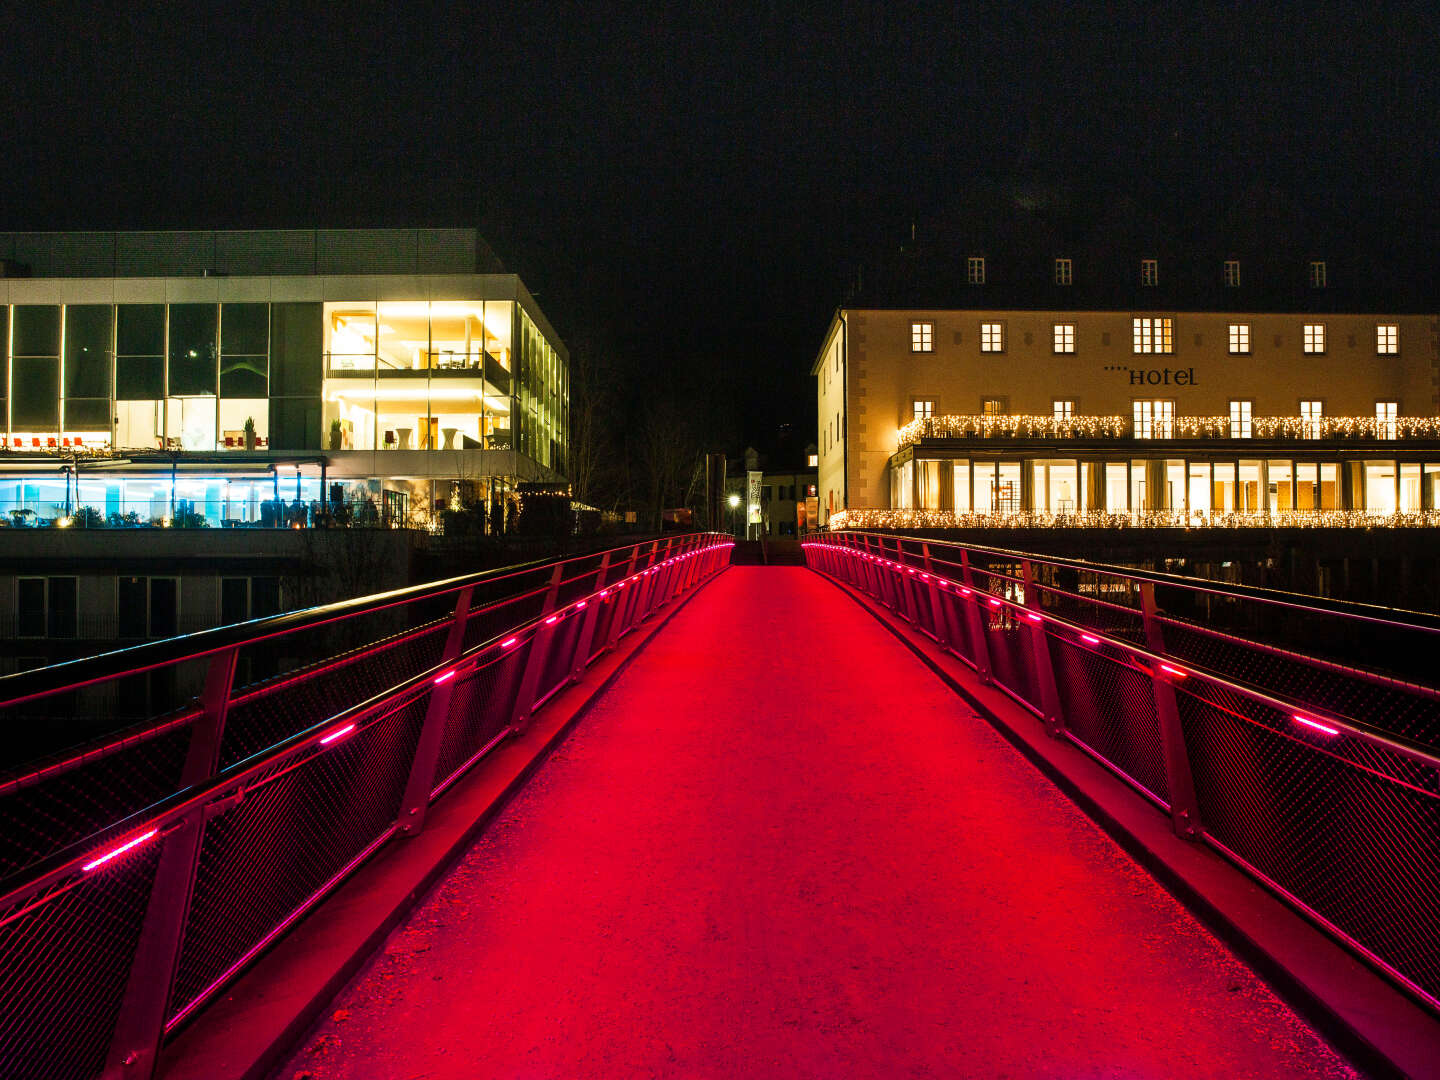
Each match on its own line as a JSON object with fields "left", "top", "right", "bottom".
{"left": 275, "top": 566, "right": 1355, "bottom": 1079}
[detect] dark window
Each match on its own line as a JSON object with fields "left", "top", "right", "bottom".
{"left": 17, "top": 578, "right": 44, "bottom": 637}
{"left": 149, "top": 578, "right": 178, "bottom": 638}
{"left": 0, "top": 307, "right": 8, "bottom": 397}
{"left": 118, "top": 577, "right": 147, "bottom": 638}
{"left": 116, "top": 305, "right": 165, "bottom": 400}
{"left": 220, "top": 577, "right": 249, "bottom": 625}
{"left": 46, "top": 577, "right": 76, "bottom": 639}
{"left": 168, "top": 304, "right": 218, "bottom": 396}
{"left": 269, "top": 303, "right": 322, "bottom": 396}
{"left": 269, "top": 397, "right": 320, "bottom": 450}
{"left": 250, "top": 576, "right": 281, "bottom": 617}
{"left": 11, "top": 358, "right": 59, "bottom": 426}
{"left": 64, "top": 305, "right": 113, "bottom": 398}
{"left": 12, "top": 306, "right": 60, "bottom": 357}
{"left": 221, "top": 304, "right": 268, "bottom": 398}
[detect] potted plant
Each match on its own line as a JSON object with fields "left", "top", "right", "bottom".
{"left": 329, "top": 418, "right": 343, "bottom": 450}
{"left": 243, "top": 417, "right": 257, "bottom": 451}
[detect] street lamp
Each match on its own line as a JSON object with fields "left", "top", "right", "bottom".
{"left": 727, "top": 492, "right": 740, "bottom": 537}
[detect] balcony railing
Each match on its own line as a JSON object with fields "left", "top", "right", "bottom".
{"left": 897, "top": 414, "right": 1440, "bottom": 451}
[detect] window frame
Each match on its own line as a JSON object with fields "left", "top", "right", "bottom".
{"left": 981, "top": 396, "right": 1008, "bottom": 416}
{"left": 911, "top": 398, "right": 935, "bottom": 421}
{"left": 1140, "top": 259, "right": 1158, "bottom": 287}
{"left": 979, "top": 322, "right": 1004, "bottom": 353}
{"left": 1054, "top": 258, "right": 1072, "bottom": 286}
{"left": 1052, "top": 399, "right": 1075, "bottom": 421}
{"left": 1309, "top": 260, "right": 1327, "bottom": 288}
{"left": 1227, "top": 323, "right": 1251, "bottom": 355}
{"left": 1132, "top": 316, "right": 1174, "bottom": 355}
{"left": 1303, "top": 323, "right": 1326, "bottom": 354}
{"left": 1376, "top": 400, "right": 1399, "bottom": 440}
{"left": 1132, "top": 399, "right": 1175, "bottom": 439}
{"left": 1299, "top": 399, "right": 1324, "bottom": 440}
{"left": 1377, "top": 323, "right": 1399, "bottom": 355}
{"left": 967, "top": 256, "right": 985, "bottom": 285}
{"left": 1052, "top": 323, "right": 1075, "bottom": 354}
{"left": 1228, "top": 399, "right": 1253, "bottom": 439}
{"left": 1223, "top": 260, "right": 1240, "bottom": 288}
{"left": 910, "top": 320, "right": 934, "bottom": 353}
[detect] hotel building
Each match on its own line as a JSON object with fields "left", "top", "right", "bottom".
{"left": 0, "top": 228, "right": 568, "bottom": 528}
{"left": 814, "top": 255, "right": 1440, "bottom": 529}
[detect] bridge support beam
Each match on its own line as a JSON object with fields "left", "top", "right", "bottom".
{"left": 399, "top": 585, "right": 475, "bottom": 836}
{"left": 1141, "top": 583, "right": 1203, "bottom": 839}
{"left": 104, "top": 646, "right": 238, "bottom": 1080}
{"left": 1022, "top": 560, "right": 1066, "bottom": 738}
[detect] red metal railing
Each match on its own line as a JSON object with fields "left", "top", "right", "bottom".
{"left": 0, "top": 534, "right": 733, "bottom": 1080}
{"left": 805, "top": 532, "right": 1440, "bottom": 1016}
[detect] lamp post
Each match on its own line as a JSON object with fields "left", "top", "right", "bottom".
{"left": 727, "top": 492, "right": 740, "bottom": 537}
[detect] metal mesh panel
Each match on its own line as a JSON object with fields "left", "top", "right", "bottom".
{"left": 537, "top": 616, "right": 586, "bottom": 705}
{"left": 0, "top": 725, "right": 191, "bottom": 879}
{"left": 1179, "top": 679, "right": 1440, "bottom": 1001}
{"left": 0, "top": 846, "right": 161, "bottom": 1080}
{"left": 170, "top": 695, "right": 425, "bottom": 1018}
{"left": 432, "top": 654, "right": 519, "bottom": 792}
{"left": 1050, "top": 637, "right": 1170, "bottom": 803}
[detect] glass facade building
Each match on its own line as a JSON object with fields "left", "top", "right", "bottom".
{"left": 0, "top": 229, "right": 568, "bottom": 528}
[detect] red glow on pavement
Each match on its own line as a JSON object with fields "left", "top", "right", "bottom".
{"left": 1294, "top": 714, "right": 1340, "bottom": 736}
{"left": 320, "top": 722, "right": 357, "bottom": 745}
{"left": 83, "top": 828, "right": 158, "bottom": 873}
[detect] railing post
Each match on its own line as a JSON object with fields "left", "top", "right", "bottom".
{"left": 921, "top": 543, "right": 948, "bottom": 647}
{"left": 104, "top": 647, "right": 238, "bottom": 1080}
{"left": 896, "top": 538, "right": 918, "bottom": 623}
{"left": 1141, "top": 582, "right": 1203, "bottom": 838}
{"left": 510, "top": 563, "right": 565, "bottom": 735}
{"left": 398, "top": 585, "right": 474, "bottom": 835}
{"left": 1022, "top": 561, "right": 1066, "bottom": 738}
{"left": 605, "top": 542, "right": 645, "bottom": 650}
{"left": 960, "top": 550, "right": 993, "bottom": 684}
{"left": 571, "top": 552, "right": 611, "bottom": 683}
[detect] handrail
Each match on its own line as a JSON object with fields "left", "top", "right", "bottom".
{"left": 0, "top": 535, "right": 698, "bottom": 709}
{"left": 828, "top": 529, "right": 1440, "bottom": 632}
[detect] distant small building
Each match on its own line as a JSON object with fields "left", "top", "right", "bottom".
{"left": 726, "top": 445, "right": 818, "bottom": 538}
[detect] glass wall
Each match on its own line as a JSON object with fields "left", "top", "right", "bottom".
{"left": 321, "top": 300, "right": 516, "bottom": 453}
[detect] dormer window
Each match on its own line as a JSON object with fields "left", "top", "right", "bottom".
{"left": 967, "top": 257, "right": 985, "bottom": 285}
{"left": 1224, "top": 260, "right": 1240, "bottom": 287}
{"left": 1308, "top": 260, "right": 1327, "bottom": 288}
{"left": 1054, "top": 258, "right": 1072, "bottom": 286}
{"left": 1141, "top": 259, "right": 1158, "bottom": 287}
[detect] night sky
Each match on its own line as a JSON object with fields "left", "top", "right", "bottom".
{"left": 2, "top": 3, "right": 1436, "bottom": 456}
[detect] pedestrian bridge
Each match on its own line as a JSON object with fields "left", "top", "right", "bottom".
{"left": 1, "top": 533, "right": 1438, "bottom": 1078}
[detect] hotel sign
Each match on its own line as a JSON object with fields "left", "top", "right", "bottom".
{"left": 1104, "top": 364, "right": 1198, "bottom": 386}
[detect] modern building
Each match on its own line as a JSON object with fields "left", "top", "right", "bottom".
{"left": 0, "top": 228, "right": 569, "bottom": 529}
{"left": 814, "top": 254, "right": 1440, "bottom": 528}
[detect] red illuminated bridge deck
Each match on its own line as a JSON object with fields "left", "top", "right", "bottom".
{"left": 279, "top": 566, "right": 1354, "bottom": 1078}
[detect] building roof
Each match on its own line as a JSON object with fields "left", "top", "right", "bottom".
{"left": 0, "top": 228, "right": 505, "bottom": 279}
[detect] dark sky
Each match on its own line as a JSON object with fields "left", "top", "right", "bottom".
{"left": 2, "top": 2, "right": 1436, "bottom": 451}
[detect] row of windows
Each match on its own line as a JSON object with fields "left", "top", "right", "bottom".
{"left": 957, "top": 257, "right": 1329, "bottom": 288}
{"left": 910, "top": 319, "right": 1400, "bottom": 356}
{"left": 909, "top": 397, "right": 1404, "bottom": 439}
{"left": 14, "top": 574, "right": 280, "bottom": 639}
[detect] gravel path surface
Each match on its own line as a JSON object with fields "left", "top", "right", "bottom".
{"left": 276, "top": 566, "right": 1357, "bottom": 1079}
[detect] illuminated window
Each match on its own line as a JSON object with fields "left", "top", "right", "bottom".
{"left": 1301, "top": 400, "right": 1323, "bottom": 439}
{"left": 1377, "top": 323, "right": 1398, "bottom": 355}
{"left": 1054, "top": 258, "right": 1072, "bottom": 286}
{"left": 980, "top": 322, "right": 1004, "bottom": 352}
{"left": 1227, "top": 323, "right": 1250, "bottom": 354}
{"left": 1133, "top": 399, "right": 1174, "bottom": 439}
{"left": 967, "top": 257, "right": 985, "bottom": 285}
{"left": 1303, "top": 323, "right": 1325, "bottom": 354}
{"left": 1132, "top": 317, "right": 1173, "bottom": 354}
{"left": 912, "top": 399, "right": 935, "bottom": 420}
{"left": 1377, "top": 401, "right": 1398, "bottom": 440}
{"left": 1053, "top": 323, "right": 1075, "bottom": 353}
{"left": 1224, "top": 260, "right": 1240, "bottom": 287}
{"left": 1229, "top": 400, "right": 1253, "bottom": 438}
{"left": 982, "top": 397, "right": 1007, "bottom": 416}
{"left": 911, "top": 321, "right": 934, "bottom": 352}
{"left": 1309, "top": 260, "right": 1327, "bottom": 288}
{"left": 1141, "top": 259, "right": 1158, "bottom": 287}
{"left": 1053, "top": 400, "right": 1074, "bottom": 420}
{"left": 807, "top": 453, "right": 818, "bottom": 467}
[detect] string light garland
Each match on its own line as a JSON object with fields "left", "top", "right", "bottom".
{"left": 828, "top": 508, "right": 1440, "bottom": 530}
{"left": 897, "top": 414, "right": 1440, "bottom": 451}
